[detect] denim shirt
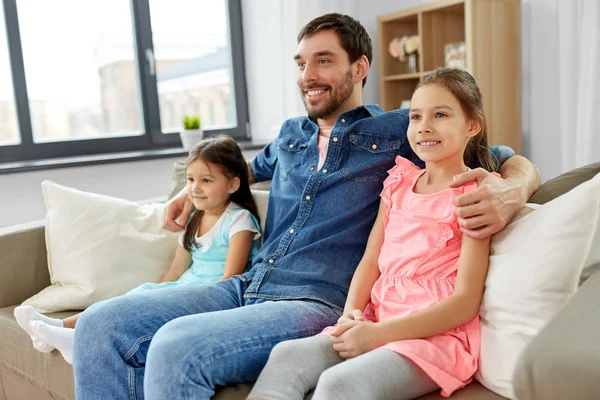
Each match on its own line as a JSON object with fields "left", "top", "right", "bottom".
{"left": 244, "top": 106, "right": 514, "bottom": 311}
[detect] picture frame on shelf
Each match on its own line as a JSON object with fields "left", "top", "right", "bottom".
{"left": 444, "top": 41, "right": 467, "bottom": 69}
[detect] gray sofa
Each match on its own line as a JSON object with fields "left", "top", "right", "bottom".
{"left": 0, "top": 163, "right": 599, "bottom": 400}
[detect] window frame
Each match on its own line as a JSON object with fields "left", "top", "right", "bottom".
{"left": 0, "top": 0, "right": 248, "bottom": 164}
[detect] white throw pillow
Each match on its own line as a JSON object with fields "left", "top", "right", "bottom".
{"left": 22, "top": 181, "right": 179, "bottom": 313}
{"left": 476, "top": 173, "right": 600, "bottom": 398}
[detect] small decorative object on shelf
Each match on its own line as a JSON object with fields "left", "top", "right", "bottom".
{"left": 444, "top": 41, "right": 467, "bottom": 69}
{"left": 388, "top": 35, "right": 420, "bottom": 73}
{"left": 180, "top": 114, "right": 203, "bottom": 151}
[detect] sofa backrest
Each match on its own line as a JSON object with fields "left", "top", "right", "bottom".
{"left": 529, "top": 162, "right": 600, "bottom": 204}
{"left": 251, "top": 189, "right": 269, "bottom": 235}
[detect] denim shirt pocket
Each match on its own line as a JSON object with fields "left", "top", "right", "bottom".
{"left": 277, "top": 136, "right": 309, "bottom": 180}
{"left": 341, "top": 132, "right": 403, "bottom": 182}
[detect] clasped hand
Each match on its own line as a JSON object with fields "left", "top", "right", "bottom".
{"left": 330, "top": 309, "right": 383, "bottom": 359}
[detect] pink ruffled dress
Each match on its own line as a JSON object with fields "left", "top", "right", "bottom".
{"left": 325, "top": 156, "right": 481, "bottom": 397}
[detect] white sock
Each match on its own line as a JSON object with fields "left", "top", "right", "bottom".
{"left": 14, "top": 305, "right": 63, "bottom": 353}
{"left": 29, "top": 321, "right": 74, "bottom": 365}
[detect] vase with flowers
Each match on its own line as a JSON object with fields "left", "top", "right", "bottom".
{"left": 388, "top": 35, "right": 420, "bottom": 74}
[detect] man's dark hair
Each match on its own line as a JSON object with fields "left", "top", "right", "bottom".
{"left": 298, "top": 13, "right": 372, "bottom": 87}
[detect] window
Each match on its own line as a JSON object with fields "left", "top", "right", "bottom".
{"left": 0, "top": 1, "right": 19, "bottom": 146}
{"left": 150, "top": 0, "right": 237, "bottom": 133}
{"left": 0, "top": 0, "right": 247, "bottom": 165}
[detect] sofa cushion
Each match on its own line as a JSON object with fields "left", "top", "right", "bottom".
{"left": 476, "top": 171, "right": 600, "bottom": 398}
{"left": 21, "top": 181, "right": 179, "bottom": 313}
{"left": 512, "top": 269, "right": 600, "bottom": 400}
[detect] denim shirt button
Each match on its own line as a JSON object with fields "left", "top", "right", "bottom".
{"left": 341, "top": 118, "right": 346, "bottom": 123}
{"left": 289, "top": 229, "right": 295, "bottom": 234}
{"left": 371, "top": 144, "right": 377, "bottom": 150}
{"left": 332, "top": 137, "right": 338, "bottom": 142}
{"left": 322, "top": 169, "right": 328, "bottom": 173}
{"left": 289, "top": 144, "right": 294, "bottom": 149}
{"left": 305, "top": 195, "right": 311, "bottom": 201}
{"left": 309, "top": 167, "right": 314, "bottom": 172}
{"left": 268, "top": 259, "right": 274, "bottom": 264}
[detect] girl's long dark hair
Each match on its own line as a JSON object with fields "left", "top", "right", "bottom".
{"left": 417, "top": 68, "right": 498, "bottom": 172}
{"left": 183, "top": 136, "right": 260, "bottom": 252}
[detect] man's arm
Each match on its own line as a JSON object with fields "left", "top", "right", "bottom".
{"left": 450, "top": 155, "right": 541, "bottom": 239}
{"left": 499, "top": 154, "right": 542, "bottom": 202}
{"left": 250, "top": 140, "right": 278, "bottom": 183}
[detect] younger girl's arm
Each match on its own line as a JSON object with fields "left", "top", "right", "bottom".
{"left": 377, "top": 234, "right": 491, "bottom": 343}
{"left": 160, "top": 244, "right": 192, "bottom": 283}
{"left": 341, "top": 200, "right": 386, "bottom": 317}
{"left": 220, "top": 230, "right": 255, "bottom": 280}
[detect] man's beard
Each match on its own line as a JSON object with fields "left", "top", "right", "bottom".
{"left": 302, "top": 69, "right": 354, "bottom": 120}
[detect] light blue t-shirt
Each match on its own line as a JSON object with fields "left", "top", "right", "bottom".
{"left": 129, "top": 203, "right": 260, "bottom": 294}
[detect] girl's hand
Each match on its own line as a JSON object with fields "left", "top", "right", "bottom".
{"left": 336, "top": 309, "right": 365, "bottom": 325}
{"left": 331, "top": 321, "right": 383, "bottom": 359}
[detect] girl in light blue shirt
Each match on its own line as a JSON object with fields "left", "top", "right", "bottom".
{"left": 15, "top": 136, "right": 261, "bottom": 364}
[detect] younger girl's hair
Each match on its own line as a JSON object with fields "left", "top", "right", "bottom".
{"left": 416, "top": 68, "right": 498, "bottom": 172}
{"left": 183, "top": 136, "right": 260, "bottom": 252}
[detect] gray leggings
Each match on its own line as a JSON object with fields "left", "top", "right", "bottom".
{"left": 248, "top": 335, "right": 439, "bottom": 400}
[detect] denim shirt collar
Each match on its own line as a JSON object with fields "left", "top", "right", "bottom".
{"left": 304, "top": 104, "right": 385, "bottom": 131}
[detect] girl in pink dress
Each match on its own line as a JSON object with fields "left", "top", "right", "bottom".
{"left": 248, "top": 68, "right": 499, "bottom": 400}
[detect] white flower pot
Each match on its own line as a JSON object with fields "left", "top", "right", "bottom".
{"left": 180, "top": 129, "right": 204, "bottom": 151}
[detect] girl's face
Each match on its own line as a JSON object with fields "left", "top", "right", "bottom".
{"left": 407, "top": 84, "right": 480, "bottom": 164}
{"left": 185, "top": 158, "right": 240, "bottom": 213}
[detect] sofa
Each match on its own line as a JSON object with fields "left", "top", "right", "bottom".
{"left": 0, "top": 162, "right": 599, "bottom": 400}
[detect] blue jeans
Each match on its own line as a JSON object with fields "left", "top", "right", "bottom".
{"left": 72, "top": 277, "right": 339, "bottom": 400}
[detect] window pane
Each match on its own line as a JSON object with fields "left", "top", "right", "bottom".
{"left": 150, "top": 0, "right": 236, "bottom": 133}
{"left": 0, "top": 2, "right": 20, "bottom": 146}
{"left": 17, "top": 0, "right": 143, "bottom": 143}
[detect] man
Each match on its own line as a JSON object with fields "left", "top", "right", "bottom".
{"left": 73, "top": 13, "right": 540, "bottom": 399}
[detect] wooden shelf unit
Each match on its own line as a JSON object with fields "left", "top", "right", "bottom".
{"left": 377, "top": 0, "right": 522, "bottom": 153}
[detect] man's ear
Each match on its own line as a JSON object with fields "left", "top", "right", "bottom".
{"left": 353, "top": 55, "right": 370, "bottom": 85}
{"left": 229, "top": 177, "right": 241, "bottom": 194}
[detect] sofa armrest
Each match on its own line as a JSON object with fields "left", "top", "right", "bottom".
{"left": 513, "top": 267, "right": 600, "bottom": 400}
{"left": 0, "top": 220, "right": 50, "bottom": 308}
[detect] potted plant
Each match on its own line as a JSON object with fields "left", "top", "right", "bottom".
{"left": 180, "top": 114, "right": 203, "bottom": 151}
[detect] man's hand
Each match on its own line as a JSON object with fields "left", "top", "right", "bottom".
{"left": 449, "top": 168, "right": 527, "bottom": 239}
{"left": 164, "top": 189, "right": 195, "bottom": 232}
{"left": 336, "top": 309, "right": 365, "bottom": 325}
{"left": 330, "top": 321, "right": 382, "bottom": 359}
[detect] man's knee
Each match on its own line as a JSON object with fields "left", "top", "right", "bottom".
{"left": 75, "top": 301, "right": 110, "bottom": 340}
{"left": 145, "top": 319, "right": 216, "bottom": 394}
{"left": 146, "top": 318, "right": 212, "bottom": 373}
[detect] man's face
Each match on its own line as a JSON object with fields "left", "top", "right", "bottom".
{"left": 295, "top": 30, "right": 355, "bottom": 121}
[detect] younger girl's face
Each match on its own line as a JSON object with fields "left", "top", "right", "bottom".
{"left": 185, "top": 158, "right": 240, "bottom": 213}
{"left": 407, "top": 84, "right": 480, "bottom": 164}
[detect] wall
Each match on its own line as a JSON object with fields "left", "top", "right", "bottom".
{"left": 0, "top": 158, "right": 180, "bottom": 227}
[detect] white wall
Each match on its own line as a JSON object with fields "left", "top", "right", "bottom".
{"left": 521, "top": 0, "right": 562, "bottom": 180}
{"left": 0, "top": 158, "right": 179, "bottom": 227}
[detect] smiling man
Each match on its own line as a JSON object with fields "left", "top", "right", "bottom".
{"left": 72, "top": 13, "right": 540, "bottom": 400}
